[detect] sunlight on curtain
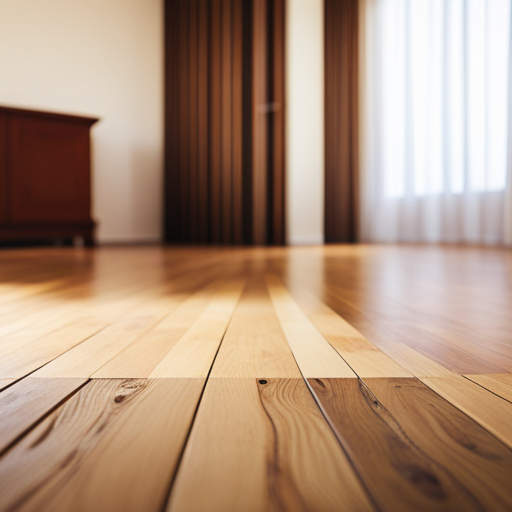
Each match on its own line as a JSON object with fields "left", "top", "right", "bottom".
{"left": 360, "top": 0, "right": 512, "bottom": 244}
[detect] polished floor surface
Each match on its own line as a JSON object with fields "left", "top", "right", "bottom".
{"left": 0, "top": 244, "right": 511, "bottom": 511}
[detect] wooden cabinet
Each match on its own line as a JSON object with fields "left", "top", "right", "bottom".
{"left": 0, "top": 106, "right": 98, "bottom": 245}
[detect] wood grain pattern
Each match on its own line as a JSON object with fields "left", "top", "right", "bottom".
{"left": 149, "top": 280, "right": 245, "bottom": 378}
{"left": 309, "top": 378, "right": 494, "bottom": 511}
{"left": 420, "top": 375, "right": 512, "bottom": 448}
{"left": 292, "top": 288, "right": 411, "bottom": 377}
{"left": 363, "top": 377, "right": 512, "bottom": 511}
{"left": 33, "top": 297, "right": 182, "bottom": 378}
{"left": 1, "top": 245, "right": 512, "bottom": 511}
{"left": 465, "top": 373, "right": 512, "bottom": 403}
{"left": 93, "top": 281, "right": 224, "bottom": 378}
{"left": 0, "top": 320, "right": 106, "bottom": 379}
{"left": 0, "top": 378, "right": 86, "bottom": 454}
{"left": 266, "top": 274, "right": 356, "bottom": 378}
{"left": 0, "top": 378, "right": 204, "bottom": 512}
{"left": 167, "top": 378, "right": 373, "bottom": 512}
{"left": 211, "top": 279, "right": 302, "bottom": 378}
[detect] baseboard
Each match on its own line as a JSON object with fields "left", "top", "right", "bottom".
{"left": 98, "top": 234, "right": 162, "bottom": 244}
{"left": 287, "top": 234, "right": 324, "bottom": 246}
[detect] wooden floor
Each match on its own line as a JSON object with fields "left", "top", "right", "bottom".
{"left": 0, "top": 244, "right": 511, "bottom": 512}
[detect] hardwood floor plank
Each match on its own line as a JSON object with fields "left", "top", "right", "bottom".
{"left": 364, "top": 377, "right": 512, "bottom": 511}
{"left": 211, "top": 279, "right": 302, "bottom": 378}
{"left": 291, "top": 288, "right": 411, "bottom": 377}
{"left": 0, "top": 378, "right": 86, "bottom": 454}
{"left": 308, "top": 378, "right": 489, "bottom": 511}
{"left": 266, "top": 275, "right": 356, "bottom": 378}
{"left": 0, "top": 320, "right": 107, "bottom": 379}
{"left": 1, "top": 245, "right": 511, "bottom": 511}
{"left": 149, "top": 280, "right": 245, "bottom": 378}
{"left": 0, "top": 378, "right": 204, "bottom": 512}
{"left": 93, "top": 281, "right": 225, "bottom": 378}
{"left": 370, "top": 339, "right": 454, "bottom": 378}
{"left": 464, "top": 373, "right": 512, "bottom": 402}
{"left": 420, "top": 375, "right": 512, "bottom": 448}
{"left": 32, "top": 297, "right": 183, "bottom": 378}
{"left": 167, "top": 378, "right": 373, "bottom": 512}
{"left": 0, "top": 379, "right": 14, "bottom": 391}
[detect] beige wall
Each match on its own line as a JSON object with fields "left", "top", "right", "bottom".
{"left": 0, "top": 0, "right": 164, "bottom": 243}
{"left": 286, "top": 0, "right": 324, "bottom": 245}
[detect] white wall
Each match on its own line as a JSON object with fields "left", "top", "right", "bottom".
{"left": 286, "top": 0, "right": 324, "bottom": 245}
{"left": 0, "top": 0, "right": 163, "bottom": 243}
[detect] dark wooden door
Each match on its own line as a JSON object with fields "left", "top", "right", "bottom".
{"left": 8, "top": 115, "right": 91, "bottom": 225}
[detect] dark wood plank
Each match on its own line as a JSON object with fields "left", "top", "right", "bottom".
{"left": 0, "top": 379, "right": 204, "bottom": 512}
{"left": 365, "top": 377, "right": 512, "bottom": 511}
{"left": 308, "top": 377, "right": 497, "bottom": 511}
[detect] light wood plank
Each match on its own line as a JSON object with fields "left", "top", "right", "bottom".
{"left": 420, "top": 375, "right": 512, "bottom": 448}
{"left": 0, "top": 378, "right": 204, "bottom": 512}
{"left": 33, "top": 297, "right": 182, "bottom": 378}
{"left": 150, "top": 280, "right": 245, "bottom": 378}
{"left": 265, "top": 275, "right": 356, "bottom": 378}
{"left": 464, "top": 373, "right": 512, "bottom": 402}
{"left": 0, "top": 377, "right": 86, "bottom": 454}
{"left": 292, "top": 288, "right": 411, "bottom": 377}
{"left": 0, "top": 379, "right": 14, "bottom": 391}
{"left": 0, "top": 320, "right": 106, "bottom": 379}
{"left": 93, "top": 281, "right": 225, "bottom": 378}
{"left": 364, "top": 377, "right": 512, "bottom": 511}
{"left": 211, "top": 280, "right": 302, "bottom": 378}
{"left": 167, "top": 378, "right": 373, "bottom": 512}
{"left": 377, "top": 341, "right": 454, "bottom": 378}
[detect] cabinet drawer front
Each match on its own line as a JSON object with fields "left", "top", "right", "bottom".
{"left": 8, "top": 115, "right": 91, "bottom": 224}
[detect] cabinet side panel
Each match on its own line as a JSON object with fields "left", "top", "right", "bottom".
{"left": 8, "top": 115, "right": 92, "bottom": 225}
{"left": 0, "top": 113, "right": 7, "bottom": 224}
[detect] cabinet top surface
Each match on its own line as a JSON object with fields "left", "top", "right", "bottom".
{"left": 0, "top": 105, "right": 100, "bottom": 126}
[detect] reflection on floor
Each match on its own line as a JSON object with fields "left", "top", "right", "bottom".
{"left": 0, "top": 244, "right": 511, "bottom": 511}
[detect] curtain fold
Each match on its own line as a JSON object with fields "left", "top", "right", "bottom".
{"left": 360, "top": 0, "right": 512, "bottom": 245}
{"left": 324, "top": 0, "right": 360, "bottom": 243}
{"left": 505, "top": 0, "right": 512, "bottom": 246}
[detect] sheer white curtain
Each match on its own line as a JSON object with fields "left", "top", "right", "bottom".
{"left": 360, "top": 0, "right": 512, "bottom": 245}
